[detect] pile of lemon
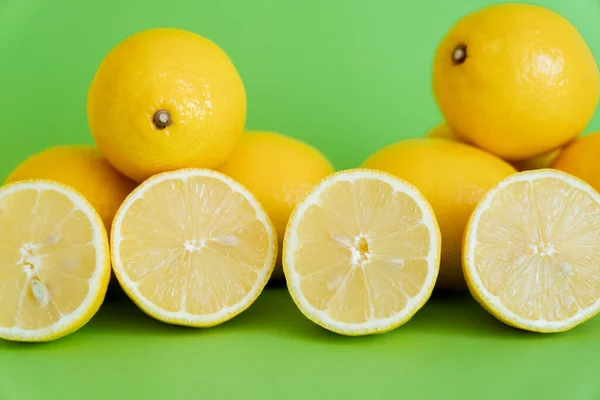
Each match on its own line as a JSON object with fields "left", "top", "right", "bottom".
{"left": 2, "top": 3, "right": 600, "bottom": 342}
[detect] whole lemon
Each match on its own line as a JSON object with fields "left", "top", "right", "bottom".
{"left": 426, "top": 123, "right": 564, "bottom": 171}
{"left": 6, "top": 145, "right": 136, "bottom": 229}
{"left": 361, "top": 138, "right": 516, "bottom": 290}
{"left": 87, "top": 28, "right": 246, "bottom": 182}
{"left": 433, "top": 4, "right": 599, "bottom": 161}
{"left": 553, "top": 131, "right": 600, "bottom": 191}
{"left": 219, "top": 131, "right": 334, "bottom": 278}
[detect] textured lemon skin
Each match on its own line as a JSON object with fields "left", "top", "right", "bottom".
{"left": 462, "top": 169, "right": 600, "bottom": 333}
{"left": 553, "top": 131, "right": 600, "bottom": 192}
{"left": 362, "top": 138, "right": 516, "bottom": 290}
{"left": 6, "top": 145, "right": 136, "bottom": 230}
{"left": 219, "top": 131, "right": 334, "bottom": 278}
{"left": 87, "top": 28, "right": 246, "bottom": 182}
{"left": 283, "top": 168, "right": 441, "bottom": 336}
{"left": 0, "top": 180, "right": 111, "bottom": 342}
{"left": 111, "top": 169, "right": 278, "bottom": 328}
{"left": 433, "top": 4, "right": 599, "bottom": 161}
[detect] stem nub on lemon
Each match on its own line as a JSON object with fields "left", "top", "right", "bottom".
{"left": 87, "top": 28, "right": 247, "bottom": 182}
{"left": 463, "top": 170, "right": 600, "bottom": 332}
{"left": 283, "top": 169, "right": 441, "bottom": 336}
{"left": 0, "top": 180, "right": 110, "bottom": 342}
{"left": 433, "top": 3, "right": 599, "bottom": 161}
{"left": 111, "top": 169, "right": 277, "bottom": 327}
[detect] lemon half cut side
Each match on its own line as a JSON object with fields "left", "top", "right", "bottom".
{"left": 463, "top": 169, "right": 600, "bottom": 332}
{"left": 283, "top": 169, "right": 441, "bottom": 336}
{"left": 0, "top": 180, "right": 110, "bottom": 342}
{"left": 111, "top": 169, "right": 277, "bottom": 327}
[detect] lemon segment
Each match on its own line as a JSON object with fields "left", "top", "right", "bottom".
{"left": 284, "top": 169, "right": 441, "bottom": 335}
{"left": 463, "top": 170, "right": 600, "bottom": 332}
{"left": 0, "top": 180, "right": 110, "bottom": 342}
{"left": 111, "top": 169, "right": 277, "bottom": 327}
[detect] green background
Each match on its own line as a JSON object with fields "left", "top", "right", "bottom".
{"left": 1, "top": 0, "right": 600, "bottom": 398}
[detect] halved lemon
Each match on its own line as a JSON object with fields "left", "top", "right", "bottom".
{"left": 0, "top": 180, "right": 110, "bottom": 342}
{"left": 111, "top": 169, "right": 277, "bottom": 327}
{"left": 463, "top": 169, "right": 600, "bottom": 332}
{"left": 283, "top": 169, "right": 441, "bottom": 335}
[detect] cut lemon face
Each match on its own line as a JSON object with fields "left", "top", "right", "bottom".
{"left": 463, "top": 169, "right": 600, "bottom": 332}
{"left": 283, "top": 169, "right": 441, "bottom": 335}
{"left": 0, "top": 180, "right": 110, "bottom": 342}
{"left": 111, "top": 169, "right": 277, "bottom": 327}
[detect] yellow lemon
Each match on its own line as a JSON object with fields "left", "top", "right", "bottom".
{"left": 87, "top": 28, "right": 246, "bottom": 182}
{"left": 219, "top": 131, "right": 334, "bottom": 278}
{"left": 361, "top": 138, "right": 516, "bottom": 290}
{"left": 511, "top": 149, "right": 562, "bottom": 172}
{"left": 425, "top": 123, "right": 563, "bottom": 171}
{"left": 283, "top": 169, "right": 441, "bottom": 335}
{"left": 553, "top": 131, "right": 600, "bottom": 192}
{"left": 111, "top": 169, "right": 277, "bottom": 327}
{"left": 426, "top": 123, "right": 460, "bottom": 141}
{"left": 0, "top": 180, "right": 110, "bottom": 342}
{"left": 463, "top": 170, "right": 600, "bottom": 332}
{"left": 433, "top": 4, "right": 599, "bottom": 160}
{"left": 6, "top": 145, "right": 136, "bottom": 230}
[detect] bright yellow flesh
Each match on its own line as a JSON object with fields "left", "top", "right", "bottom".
{"left": 286, "top": 172, "right": 439, "bottom": 332}
{"left": 469, "top": 174, "right": 600, "bottom": 327}
{"left": 0, "top": 186, "right": 100, "bottom": 334}
{"left": 114, "top": 172, "right": 275, "bottom": 322}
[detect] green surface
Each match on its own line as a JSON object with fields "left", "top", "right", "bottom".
{"left": 2, "top": 289, "right": 600, "bottom": 399}
{"left": 1, "top": 0, "right": 600, "bottom": 398}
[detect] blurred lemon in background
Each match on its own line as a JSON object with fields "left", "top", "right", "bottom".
{"left": 219, "top": 131, "right": 334, "bottom": 278}
{"left": 426, "top": 123, "right": 565, "bottom": 171}
{"left": 553, "top": 131, "right": 600, "bottom": 192}
{"left": 6, "top": 145, "right": 136, "bottom": 229}
{"left": 362, "top": 138, "right": 516, "bottom": 290}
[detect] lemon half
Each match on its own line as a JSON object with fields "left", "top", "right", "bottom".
{"left": 111, "top": 169, "right": 277, "bottom": 327}
{"left": 283, "top": 169, "right": 441, "bottom": 335}
{"left": 463, "top": 169, "right": 600, "bottom": 332}
{"left": 0, "top": 180, "right": 110, "bottom": 342}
